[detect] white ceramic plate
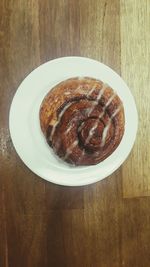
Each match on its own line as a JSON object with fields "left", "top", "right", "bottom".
{"left": 9, "top": 57, "right": 138, "bottom": 186}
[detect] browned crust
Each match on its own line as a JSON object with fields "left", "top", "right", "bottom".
{"left": 40, "top": 77, "right": 125, "bottom": 166}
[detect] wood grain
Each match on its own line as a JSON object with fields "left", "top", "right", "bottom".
{"left": 5, "top": 214, "right": 47, "bottom": 267}
{"left": 121, "top": 0, "right": 150, "bottom": 197}
{"left": 122, "top": 198, "right": 150, "bottom": 266}
{"left": 0, "top": 0, "right": 150, "bottom": 266}
{"left": 39, "top": 0, "right": 81, "bottom": 60}
{"left": 80, "top": 0, "right": 120, "bottom": 73}
{"left": 84, "top": 171, "right": 123, "bottom": 267}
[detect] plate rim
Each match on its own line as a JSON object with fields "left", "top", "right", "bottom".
{"left": 9, "top": 56, "right": 138, "bottom": 186}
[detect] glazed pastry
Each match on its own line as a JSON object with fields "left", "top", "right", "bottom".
{"left": 40, "top": 77, "right": 125, "bottom": 166}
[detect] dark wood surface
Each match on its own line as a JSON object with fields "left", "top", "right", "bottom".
{"left": 0, "top": 0, "right": 150, "bottom": 266}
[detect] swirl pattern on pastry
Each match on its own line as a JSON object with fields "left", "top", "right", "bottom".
{"left": 40, "top": 77, "right": 125, "bottom": 166}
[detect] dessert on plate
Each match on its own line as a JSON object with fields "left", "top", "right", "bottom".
{"left": 40, "top": 77, "right": 125, "bottom": 166}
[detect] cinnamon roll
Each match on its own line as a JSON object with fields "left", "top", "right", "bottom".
{"left": 40, "top": 77, "right": 125, "bottom": 166}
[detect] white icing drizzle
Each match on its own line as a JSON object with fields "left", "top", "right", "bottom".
{"left": 84, "top": 104, "right": 122, "bottom": 147}
{"left": 83, "top": 87, "right": 115, "bottom": 145}
{"left": 85, "top": 121, "right": 99, "bottom": 145}
{"left": 65, "top": 124, "right": 73, "bottom": 134}
{"left": 105, "top": 92, "right": 116, "bottom": 108}
{"left": 96, "top": 83, "right": 108, "bottom": 101}
{"left": 77, "top": 149, "right": 85, "bottom": 163}
{"left": 87, "top": 83, "right": 107, "bottom": 116}
{"left": 100, "top": 105, "right": 122, "bottom": 147}
{"left": 78, "top": 121, "right": 85, "bottom": 133}
{"left": 87, "top": 83, "right": 97, "bottom": 96}
{"left": 100, "top": 121, "right": 111, "bottom": 147}
{"left": 64, "top": 140, "right": 78, "bottom": 160}
{"left": 98, "top": 110, "right": 105, "bottom": 119}
{"left": 97, "top": 91, "right": 116, "bottom": 119}
{"left": 111, "top": 105, "right": 122, "bottom": 118}
{"left": 64, "top": 92, "right": 71, "bottom": 95}
{"left": 75, "top": 85, "right": 82, "bottom": 91}
{"left": 77, "top": 83, "right": 110, "bottom": 136}
{"left": 50, "top": 102, "right": 74, "bottom": 140}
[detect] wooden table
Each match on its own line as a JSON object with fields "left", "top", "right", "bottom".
{"left": 0, "top": 1, "right": 150, "bottom": 266}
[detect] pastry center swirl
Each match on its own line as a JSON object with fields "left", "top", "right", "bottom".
{"left": 78, "top": 118, "right": 105, "bottom": 150}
